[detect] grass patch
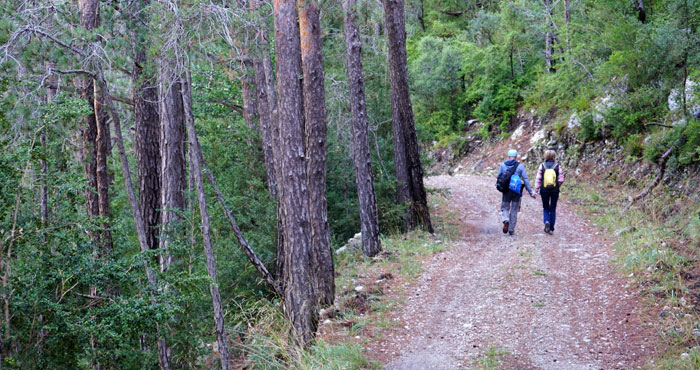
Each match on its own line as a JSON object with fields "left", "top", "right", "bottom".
{"left": 567, "top": 177, "right": 700, "bottom": 367}
{"left": 475, "top": 346, "right": 510, "bottom": 370}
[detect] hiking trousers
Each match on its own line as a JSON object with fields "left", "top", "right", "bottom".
{"left": 501, "top": 193, "right": 521, "bottom": 232}
{"left": 541, "top": 191, "right": 559, "bottom": 231}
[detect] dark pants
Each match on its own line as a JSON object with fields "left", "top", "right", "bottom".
{"left": 541, "top": 192, "right": 559, "bottom": 230}
{"left": 501, "top": 192, "right": 521, "bottom": 232}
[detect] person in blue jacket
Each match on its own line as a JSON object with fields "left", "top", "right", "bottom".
{"left": 498, "top": 149, "right": 535, "bottom": 235}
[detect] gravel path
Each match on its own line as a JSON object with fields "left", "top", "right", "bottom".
{"left": 372, "top": 175, "right": 654, "bottom": 369}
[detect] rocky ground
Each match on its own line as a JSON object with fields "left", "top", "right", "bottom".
{"left": 365, "top": 175, "right": 657, "bottom": 369}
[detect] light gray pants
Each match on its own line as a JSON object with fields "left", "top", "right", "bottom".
{"left": 501, "top": 196, "right": 521, "bottom": 232}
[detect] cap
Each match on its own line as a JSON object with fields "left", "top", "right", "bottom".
{"left": 507, "top": 149, "right": 518, "bottom": 157}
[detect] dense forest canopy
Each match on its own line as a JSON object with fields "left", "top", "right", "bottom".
{"left": 0, "top": 0, "right": 698, "bottom": 367}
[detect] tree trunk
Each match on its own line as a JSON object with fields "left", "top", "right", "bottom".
{"left": 383, "top": 0, "right": 434, "bottom": 233}
{"left": 181, "top": 70, "right": 232, "bottom": 370}
{"left": 343, "top": 0, "right": 382, "bottom": 257}
{"left": 79, "top": 0, "right": 113, "bottom": 254}
{"left": 240, "top": 61, "right": 260, "bottom": 135}
{"left": 543, "top": 0, "right": 556, "bottom": 72}
{"left": 158, "top": 63, "right": 187, "bottom": 271}
{"left": 298, "top": 0, "right": 334, "bottom": 308}
{"left": 253, "top": 57, "right": 278, "bottom": 200}
{"left": 132, "top": 0, "right": 162, "bottom": 253}
{"left": 96, "top": 70, "right": 165, "bottom": 370}
{"left": 94, "top": 81, "right": 113, "bottom": 255}
{"left": 130, "top": 1, "right": 170, "bottom": 367}
{"left": 634, "top": 0, "right": 646, "bottom": 23}
{"left": 545, "top": 30, "right": 554, "bottom": 72}
{"left": 273, "top": 0, "right": 318, "bottom": 346}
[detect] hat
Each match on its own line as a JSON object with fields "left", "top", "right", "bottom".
{"left": 507, "top": 149, "right": 518, "bottom": 157}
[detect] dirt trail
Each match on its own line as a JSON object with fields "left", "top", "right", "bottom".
{"left": 370, "top": 175, "right": 655, "bottom": 369}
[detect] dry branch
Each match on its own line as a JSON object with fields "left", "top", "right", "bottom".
{"left": 195, "top": 131, "right": 282, "bottom": 296}
{"left": 623, "top": 148, "right": 672, "bottom": 213}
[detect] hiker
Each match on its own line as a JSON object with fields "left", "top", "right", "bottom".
{"left": 534, "top": 150, "right": 565, "bottom": 235}
{"left": 496, "top": 149, "right": 535, "bottom": 235}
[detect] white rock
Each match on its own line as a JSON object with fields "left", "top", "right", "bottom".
{"left": 530, "top": 129, "right": 546, "bottom": 146}
{"left": 354, "top": 285, "right": 365, "bottom": 293}
{"left": 568, "top": 111, "right": 581, "bottom": 129}
{"left": 511, "top": 124, "right": 525, "bottom": 139}
{"left": 668, "top": 79, "right": 698, "bottom": 112}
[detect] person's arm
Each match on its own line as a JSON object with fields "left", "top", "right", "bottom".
{"left": 558, "top": 164, "right": 565, "bottom": 186}
{"left": 520, "top": 164, "right": 534, "bottom": 196}
{"left": 497, "top": 163, "right": 505, "bottom": 177}
{"left": 534, "top": 164, "right": 543, "bottom": 195}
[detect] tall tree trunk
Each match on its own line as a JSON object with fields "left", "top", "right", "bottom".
{"left": 253, "top": 58, "right": 278, "bottom": 200}
{"left": 132, "top": 0, "right": 162, "bottom": 253}
{"left": 298, "top": 0, "right": 334, "bottom": 308}
{"left": 181, "top": 70, "right": 232, "bottom": 370}
{"left": 634, "top": 0, "right": 646, "bottom": 23}
{"left": 273, "top": 0, "right": 318, "bottom": 346}
{"left": 240, "top": 61, "right": 260, "bottom": 134}
{"left": 383, "top": 0, "right": 434, "bottom": 233}
{"left": 95, "top": 70, "right": 166, "bottom": 370}
{"left": 130, "top": 1, "right": 170, "bottom": 367}
{"left": 343, "top": 0, "right": 382, "bottom": 257}
{"left": 78, "top": 0, "right": 113, "bottom": 254}
{"left": 545, "top": 30, "right": 554, "bottom": 72}
{"left": 158, "top": 63, "right": 187, "bottom": 272}
{"left": 543, "top": 0, "right": 556, "bottom": 72}
{"left": 94, "top": 78, "right": 113, "bottom": 255}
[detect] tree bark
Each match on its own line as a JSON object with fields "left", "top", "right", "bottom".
{"left": 131, "top": 0, "right": 162, "bottom": 253}
{"left": 543, "top": 0, "right": 557, "bottom": 72}
{"left": 273, "top": 0, "right": 318, "bottom": 346}
{"left": 96, "top": 70, "right": 167, "bottom": 370}
{"left": 240, "top": 61, "right": 260, "bottom": 134}
{"left": 343, "top": 0, "right": 382, "bottom": 257}
{"left": 253, "top": 58, "right": 278, "bottom": 200}
{"left": 383, "top": 0, "right": 434, "bottom": 233}
{"left": 130, "top": 1, "right": 170, "bottom": 367}
{"left": 94, "top": 82, "right": 113, "bottom": 255}
{"left": 181, "top": 70, "right": 232, "bottom": 370}
{"left": 298, "top": 0, "right": 335, "bottom": 308}
{"left": 158, "top": 63, "right": 187, "bottom": 271}
{"left": 78, "top": 0, "right": 113, "bottom": 252}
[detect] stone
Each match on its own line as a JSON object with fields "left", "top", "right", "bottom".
{"left": 568, "top": 111, "right": 581, "bottom": 129}
{"left": 530, "top": 129, "right": 546, "bottom": 146}
{"left": 668, "top": 79, "right": 698, "bottom": 113}
{"left": 511, "top": 124, "right": 525, "bottom": 139}
{"left": 354, "top": 285, "right": 365, "bottom": 293}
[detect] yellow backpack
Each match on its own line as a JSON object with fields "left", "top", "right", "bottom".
{"left": 542, "top": 163, "right": 559, "bottom": 190}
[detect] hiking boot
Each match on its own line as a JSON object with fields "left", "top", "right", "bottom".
{"left": 508, "top": 230, "right": 514, "bottom": 236}
{"left": 503, "top": 221, "right": 509, "bottom": 234}
{"left": 544, "top": 222, "right": 550, "bottom": 234}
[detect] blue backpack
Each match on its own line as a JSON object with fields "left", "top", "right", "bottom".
{"left": 508, "top": 171, "right": 523, "bottom": 194}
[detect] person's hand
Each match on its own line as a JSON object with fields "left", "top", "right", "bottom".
{"left": 531, "top": 193, "right": 537, "bottom": 199}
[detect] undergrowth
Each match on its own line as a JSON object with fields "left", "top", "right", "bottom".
{"left": 232, "top": 190, "right": 460, "bottom": 369}
{"left": 567, "top": 177, "right": 700, "bottom": 368}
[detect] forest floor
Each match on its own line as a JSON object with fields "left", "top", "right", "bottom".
{"left": 363, "top": 174, "right": 658, "bottom": 369}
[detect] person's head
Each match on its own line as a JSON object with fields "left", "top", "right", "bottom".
{"left": 507, "top": 149, "right": 518, "bottom": 160}
{"left": 544, "top": 150, "right": 556, "bottom": 161}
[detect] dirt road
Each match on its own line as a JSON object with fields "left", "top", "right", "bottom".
{"left": 371, "top": 175, "right": 654, "bottom": 369}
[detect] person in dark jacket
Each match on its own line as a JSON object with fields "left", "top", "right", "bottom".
{"left": 497, "top": 149, "right": 535, "bottom": 235}
{"left": 534, "top": 150, "right": 565, "bottom": 234}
